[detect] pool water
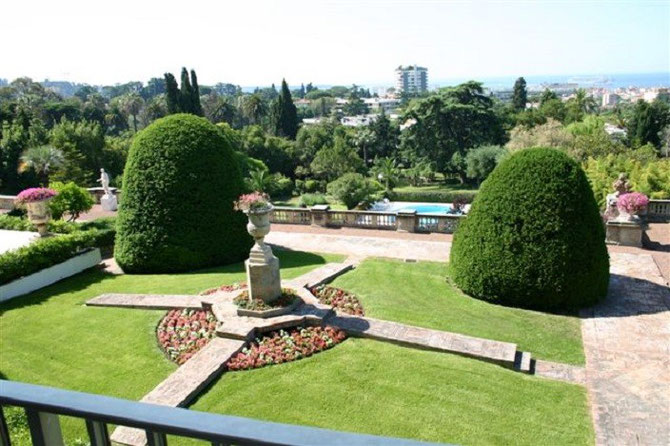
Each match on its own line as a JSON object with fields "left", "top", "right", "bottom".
{"left": 396, "top": 204, "right": 453, "bottom": 214}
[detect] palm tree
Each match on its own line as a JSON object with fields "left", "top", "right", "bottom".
{"left": 246, "top": 169, "right": 275, "bottom": 194}
{"left": 353, "top": 128, "right": 375, "bottom": 165}
{"left": 20, "top": 145, "right": 64, "bottom": 185}
{"left": 119, "top": 93, "right": 145, "bottom": 132}
{"left": 574, "top": 89, "right": 598, "bottom": 115}
{"left": 374, "top": 157, "right": 400, "bottom": 192}
{"left": 241, "top": 94, "right": 267, "bottom": 125}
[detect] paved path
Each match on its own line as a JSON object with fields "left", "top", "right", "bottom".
{"left": 267, "top": 231, "right": 451, "bottom": 262}
{"left": 582, "top": 252, "right": 670, "bottom": 446}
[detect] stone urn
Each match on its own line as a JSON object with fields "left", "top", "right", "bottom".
{"left": 25, "top": 198, "right": 53, "bottom": 237}
{"left": 244, "top": 205, "right": 282, "bottom": 303}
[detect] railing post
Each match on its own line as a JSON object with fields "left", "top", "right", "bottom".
{"left": 396, "top": 210, "right": 417, "bottom": 233}
{"left": 86, "top": 419, "right": 111, "bottom": 446}
{"left": 310, "top": 205, "right": 330, "bottom": 227}
{"left": 145, "top": 430, "right": 167, "bottom": 446}
{"left": 0, "top": 406, "right": 10, "bottom": 446}
{"left": 25, "top": 409, "right": 64, "bottom": 446}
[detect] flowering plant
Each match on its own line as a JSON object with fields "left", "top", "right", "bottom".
{"left": 226, "top": 325, "right": 346, "bottom": 371}
{"left": 200, "top": 282, "right": 247, "bottom": 296}
{"left": 617, "top": 192, "right": 649, "bottom": 215}
{"left": 310, "top": 285, "right": 365, "bottom": 316}
{"left": 15, "top": 187, "right": 57, "bottom": 204}
{"left": 233, "top": 288, "right": 300, "bottom": 311}
{"left": 234, "top": 192, "right": 271, "bottom": 212}
{"left": 156, "top": 308, "right": 217, "bottom": 365}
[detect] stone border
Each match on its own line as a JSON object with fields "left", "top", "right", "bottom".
{"left": 236, "top": 294, "right": 302, "bottom": 318}
{"left": 1, "top": 248, "right": 101, "bottom": 302}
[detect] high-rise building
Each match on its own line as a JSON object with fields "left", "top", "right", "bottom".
{"left": 395, "top": 65, "right": 428, "bottom": 94}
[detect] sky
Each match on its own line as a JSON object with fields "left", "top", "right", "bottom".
{"left": 2, "top": 0, "right": 669, "bottom": 87}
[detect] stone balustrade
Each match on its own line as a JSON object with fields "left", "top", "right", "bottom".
{"left": 270, "top": 205, "right": 463, "bottom": 234}
{"left": 0, "top": 195, "right": 16, "bottom": 210}
{"left": 647, "top": 199, "right": 670, "bottom": 222}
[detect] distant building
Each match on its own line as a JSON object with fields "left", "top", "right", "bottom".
{"left": 602, "top": 92, "right": 621, "bottom": 108}
{"left": 363, "top": 97, "right": 400, "bottom": 113}
{"left": 643, "top": 88, "right": 669, "bottom": 103}
{"left": 395, "top": 65, "right": 428, "bottom": 94}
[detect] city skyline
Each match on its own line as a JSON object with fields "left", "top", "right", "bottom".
{"left": 1, "top": 0, "right": 669, "bottom": 86}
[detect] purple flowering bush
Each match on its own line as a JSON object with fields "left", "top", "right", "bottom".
{"left": 617, "top": 192, "right": 649, "bottom": 215}
{"left": 15, "top": 188, "right": 57, "bottom": 204}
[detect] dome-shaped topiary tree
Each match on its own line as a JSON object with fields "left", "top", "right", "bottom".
{"left": 450, "top": 147, "right": 609, "bottom": 311}
{"left": 115, "top": 114, "right": 252, "bottom": 273}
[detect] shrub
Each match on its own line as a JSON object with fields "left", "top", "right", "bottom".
{"left": 298, "top": 193, "right": 328, "bottom": 207}
{"left": 115, "top": 114, "right": 251, "bottom": 273}
{"left": 48, "top": 181, "right": 95, "bottom": 221}
{"left": 0, "top": 230, "right": 112, "bottom": 284}
{"left": 327, "top": 173, "right": 378, "bottom": 209}
{"left": 304, "top": 179, "right": 319, "bottom": 193}
{"left": 465, "top": 145, "right": 508, "bottom": 184}
{"left": 269, "top": 174, "right": 294, "bottom": 197}
{"left": 450, "top": 148, "right": 609, "bottom": 311}
{"left": 0, "top": 214, "right": 113, "bottom": 235}
{"left": 390, "top": 190, "right": 477, "bottom": 204}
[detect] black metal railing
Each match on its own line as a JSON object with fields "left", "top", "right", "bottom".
{"left": 0, "top": 380, "right": 444, "bottom": 446}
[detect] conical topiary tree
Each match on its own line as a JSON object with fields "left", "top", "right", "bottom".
{"left": 115, "top": 114, "right": 252, "bottom": 273}
{"left": 450, "top": 147, "right": 609, "bottom": 311}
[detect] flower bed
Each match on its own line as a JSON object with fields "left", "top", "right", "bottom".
{"left": 200, "top": 282, "right": 247, "bottom": 296}
{"left": 310, "top": 285, "right": 365, "bottom": 316}
{"left": 227, "top": 325, "right": 346, "bottom": 371}
{"left": 156, "top": 308, "right": 217, "bottom": 365}
{"left": 233, "top": 288, "right": 300, "bottom": 311}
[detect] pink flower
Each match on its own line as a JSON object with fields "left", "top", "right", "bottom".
{"left": 15, "top": 187, "right": 57, "bottom": 204}
{"left": 618, "top": 192, "right": 649, "bottom": 215}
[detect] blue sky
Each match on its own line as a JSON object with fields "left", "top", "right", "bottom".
{"left": 2, "top": 0, "right": 668, "bottom": 86}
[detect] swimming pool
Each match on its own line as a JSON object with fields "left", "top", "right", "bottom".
{"left": 372, "top": 201, "right": 459, "bottom": 215}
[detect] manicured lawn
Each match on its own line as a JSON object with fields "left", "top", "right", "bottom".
{"left": 0, "top": 249, "right": 343, "bottom": 443}
{"left": 394, "top": 183, "right": 478, "bottom": 193}
{"left": 331, "top": 258, "right": 585, "bottom": 364}
{"left": 273, "top": 195, "right": 347, "bottom": 210}
{"left": 190, "top": 339, "right": 593, "bottom": 446}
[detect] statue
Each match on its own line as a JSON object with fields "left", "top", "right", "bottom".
{"left": 97, "top": 168, "right": 118, "bottom": 211}
{"left": 612, "top": 173, "right": 631, "bottom": 196}
{"left": 97, "top": 168, "right": 111, "bottom": 196}
{"left": 605, "top": 173, "right": 631, "bottom": 221}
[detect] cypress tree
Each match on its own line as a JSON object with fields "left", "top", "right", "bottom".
{"left": 180, "top": 67, "right": 193, "bottom": 114}
{"left": 512, "top": 77, "right": 528, "bottom": 111}
{"left": 190, "top": 69, "right": 203, "bottom": 116}
{"left": 164, "top": 73, "right": 180, "bottom": 114}
{"left": 272, "top": 79, "right": 299, "bottom": 140}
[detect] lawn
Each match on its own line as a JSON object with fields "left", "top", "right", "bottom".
{"left": 394, "top": 182, "right": 478, "bottom": 193}
{"left": 273, "top": 195, "right": 347, "bottom": 210}
{"left": 331, "top": 258, "right": 585, "bottom": 364}
{"left": 190, "top": 339, "right": 593, "bottom": 446}
{"left": 0, "top": 249, "right": 343, "bottom": 444}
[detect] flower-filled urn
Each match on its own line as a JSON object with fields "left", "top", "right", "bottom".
{"left": 15, "top": 188, "right": 57, "bottom": 237}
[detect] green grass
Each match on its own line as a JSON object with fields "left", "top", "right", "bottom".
{"left": 394, "top": 182, "right": 478, "bottom": 193}
{"left": 0, "top": 249, "right": 343, "bottom": 443}
{"left": 331, "top": 258, "right": 585, "bottom": 364}
{"left": 273, "top": 195, "right": 348, "bottom": 210}
{"left": 189, "top": 339, "right": 593, "bottom": 446}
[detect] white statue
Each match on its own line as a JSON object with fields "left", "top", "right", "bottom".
{"left": 97, "top": 168, "right": 111, "bottom": 197}
{"left": 97, "top": 168, "right": 118, "bottom": 211}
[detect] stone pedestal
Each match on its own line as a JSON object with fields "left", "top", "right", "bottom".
{"left": 311, "top": 205, "right": 330, "bottom": 227}
{"left": 606, "top": 220, "right": 643, "bottom": 248}
{"left": 396, "top": 210, "right": 417, "bottom": 233}
{"left": 101, "top": 194, "right": 118, "bottom": 211}
{"left": 245, "top": 243, "right": 282, "bottom": 302}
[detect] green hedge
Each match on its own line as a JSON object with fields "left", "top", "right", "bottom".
{"left": 0, "top": 230, "right": 113, "bottom": 285}
{"left": 449, "top": 148, "right": 609, "bottom": 311}
{"left": 390, "top": 190, "right": 477, "bottom": 204}
{"left": 0, "top": 215, "right": 116, "bottom": 236}
{"left": 115, "top": 114, "right": 251, "bottom": 273}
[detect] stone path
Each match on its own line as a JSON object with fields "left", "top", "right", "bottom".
{"left": 267, "top": 231, "right": 451, "bottom": 262}
{"left": 582, "top": 252, "right": 670, "bottom": 446}
{"left": 111, "top": 337, "right": 245, "bottom": 445}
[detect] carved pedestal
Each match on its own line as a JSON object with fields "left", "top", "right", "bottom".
{"left": 101, "top": 194, "right": 118, "bottom": 211}
{"left": 606, "top": 220, "right": 643, "bottom": 248}
{"left": 245, "top": 243, "right": 282, "bottom": 303}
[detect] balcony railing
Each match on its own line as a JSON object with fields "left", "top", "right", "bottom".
{"left": 647, "top": 199, "right": 670, "bottom": 222}
{"left": 270, "top": 206, "right": 463, "bottom": 234}
{"left": 0, "top": 380, "right": 443, "bottom": 446}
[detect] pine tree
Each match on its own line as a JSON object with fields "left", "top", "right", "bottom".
{"left": 180, "top": 67, "right": 193, "bottom": 114}
{"left": 512, "top": 77, "right": 528, "bottom": 111}
{"left": 299, "top": 83, "right": 306, "bottom": 98}
{"left": 190, "top": 69, "right": 203, "bottom": 116}
{"left": 271, "top": 79, "right": 299, "bottom": 139}
{"left": 164, "top": 73, "right": 180, "bottom": 114}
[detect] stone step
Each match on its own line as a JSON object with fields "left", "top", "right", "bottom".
{"left": 514, "top": 351, "right": 532, "bottom": 373}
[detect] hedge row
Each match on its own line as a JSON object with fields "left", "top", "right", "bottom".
{"left": 0, "top": 215, "right": 116, "bottom": 235}
{"left": 0, "top": 229, "right": 114, "bottom": 285}
{"left": 390, "top": 190, "right": 477, "bottom": 204}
